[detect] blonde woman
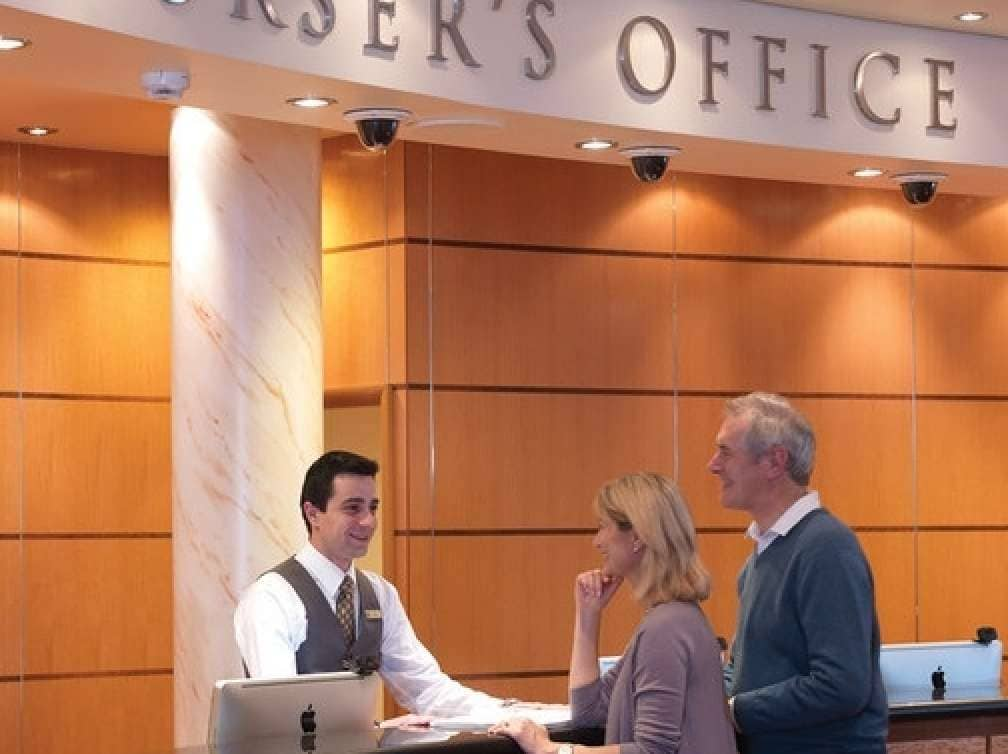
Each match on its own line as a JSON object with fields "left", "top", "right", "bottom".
{"left": 492, "top": 473, "right": 736, "bottom": 754}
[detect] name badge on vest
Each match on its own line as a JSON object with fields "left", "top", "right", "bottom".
{"left": 364, "top": 608, "right": 382, "bottom": 621}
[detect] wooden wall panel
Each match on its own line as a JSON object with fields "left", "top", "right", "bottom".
{"left": 678, "top": 397, "right": 913, "bottom": 529}
{"left": 858, "top": 532, "right": 916, "bottom": 643}
{"left": 0, "top": 399, "right": 18, "bottom": 533}
{"left": 696, "top": 532, "right": 753, "bottom": 643}
{"left": 323, "top": 249, "right": 390, "bottom": 391}
{"left": 801, "top": 399, "right": 914, "bottom": 528}
{"left": 409, "top": 145, "right": 675, "bottom": 253}
{"left": 913, "top": 194, "right": 1008, "bottom": 266}
{"left": 0, "top": 142, "right": 16, "bottom": 250}
{"left": 0, "top": 541, "right": 23, "bottom": 676}
{"left": 917, "top": 401, "right": 1008, "bottom": 526}
{"left": 465, "top": 676, "right": 568, "bottom": 705}
{"left": 411, "top": 246, "right": 676, "bottom": 388}
{"left": 915, "top": 269, "right": 1008, "bottom": 395}
{"left": 0, "top": 681, "right": 20, "bottom": 754}
{"left": 19, "top": 259, "right": 170, "bottom": 396}
{"left": 23, "top": 675, "right": 172, "bottom": 754}
{"left": 403, "top": 143, "right": 430, "bottom": 242}
{"left": 21, "top": 400, "right": 170, "bottom": 534}
{"left": 0, "top": 255, "right": 17, "bottom": 391}
{"left": 405, "top": 390, "right": 676, "bottom": 530}
{"left": 388, "top": 244, "right": 408, "bottom": 384}
{"left": 676, "top": 259, "right": 913, "bottom": 394}
{"left": 24, "top": 539, "right": 172, "bottom": 674}
{"left": 322, "top": 137, "right": 405, "bottom": 249}
{"left": 918, "top": 532, "right": 1008, "bottom": 642}
{"left": 19, "top": 145, "right": 169, "bottom": 261}
{"left": 389, "top": 388, "right": 414, "bottom": 534}
{"left": 407, "top": 535, "right": 640, "bottom": 675}
{"left": 675, "top": 173, "right": 911, "bottom": 263}
{"left": 404, "top": 245, "right": 431, "bottom": 385}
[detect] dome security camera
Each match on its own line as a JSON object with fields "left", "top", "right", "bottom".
{"left": 619, "top": 146, "right": 682, "bottom": 183}
{"left": 343, "top": 108, "right": 412, "bottom": 152}
{"left": 892, "top": 171, "right": 947, "bottom": 207}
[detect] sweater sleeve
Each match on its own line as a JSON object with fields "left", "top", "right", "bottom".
{"left": 570, "top": 664, "right": 616, "bottom": 727}
{"left": 733, "top": 544, "right": 877, "bottom": 733}
{"left": 618, "top": 613, "right": 690, "bottom": 754}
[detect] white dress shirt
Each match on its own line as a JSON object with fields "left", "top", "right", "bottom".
{"left": 745, "top": 490, "right": 822, "bottom": 555}
{"left": 234, "top": 543, "right": 501, "bottom": 716}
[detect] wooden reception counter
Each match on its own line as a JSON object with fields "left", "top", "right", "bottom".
{"left": 887, "top": 685, "right": 1008, "bottom": 743}
{"left": 174, "top": 689, "right": 1008, "bottom": 754}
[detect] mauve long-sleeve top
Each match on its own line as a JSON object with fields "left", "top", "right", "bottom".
{"left": 570, "top": 600, "right": 737, "bottom": 754}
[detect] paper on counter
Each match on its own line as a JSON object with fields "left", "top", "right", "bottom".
{"left": 429, "top": 704, "right": 571, "bottom": 731}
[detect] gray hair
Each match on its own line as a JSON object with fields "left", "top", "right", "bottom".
{"left": 725, "top": 392, "right": 816, "bottom": 486}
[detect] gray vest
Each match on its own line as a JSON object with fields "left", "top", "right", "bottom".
{"left": 272, "top": 557, "right": 384, "bottom": 674}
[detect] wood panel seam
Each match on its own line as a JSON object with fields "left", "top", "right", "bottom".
{"left": 0, "top": 532, "right": 171, "bottom": 540}
{"left": 325, "top": 238, "right": 1008, "bottom": 272}
{"left": 0, "top": 669, "right": 173, "bottom": 682}
{"left": 391, "top": 526, "right": 1008, "bottom": 536}
{"left": 385, "top": 385, "right": 1008, "bottom": 401}
{"left": 0, "top": 392, "right": 170, "bottom": 403}
{"left": 0, "top": 249, "right": 169, "bottom": 267}
{"left": 323, "top": 240, "right": 407, "bottom": 254}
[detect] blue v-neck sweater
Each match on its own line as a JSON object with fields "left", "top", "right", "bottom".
{"left": 730, "top": 508, "right": 888, "bottom": 754}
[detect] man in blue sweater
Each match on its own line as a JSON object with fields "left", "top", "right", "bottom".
{"left": 709, "top": 392, "right": 887, "bottom": 754}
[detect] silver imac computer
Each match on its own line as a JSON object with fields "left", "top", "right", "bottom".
{"left": 208, "top": 671, "right": 380, "bottom": 748}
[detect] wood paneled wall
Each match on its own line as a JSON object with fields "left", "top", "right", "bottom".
{"left": 322, "top": 139, "right": 1008, "bottom": 715}
{"left": 0, "top": 142, "right": 172, "bottom": 754}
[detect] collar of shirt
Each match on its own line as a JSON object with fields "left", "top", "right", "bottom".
{"left": 745, "top": 490, "right": 821, "bottom": 555}
{"left": 295, "top": 543, "right": 356, "bottom": 606}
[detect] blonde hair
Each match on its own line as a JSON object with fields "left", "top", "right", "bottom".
{"left": 593, "top": 472, "right": 710, "bottom": 606}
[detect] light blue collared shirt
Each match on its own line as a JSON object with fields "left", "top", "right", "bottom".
{"left": 745, "top": 490, "right": 821, "bottom": 555}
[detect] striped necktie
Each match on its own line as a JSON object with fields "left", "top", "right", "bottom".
{"left": 335, "top": 574, "right": 356, "bottom": 647}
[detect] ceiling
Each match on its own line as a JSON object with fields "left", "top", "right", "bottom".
{"left": 752, "top": 1, "right": 1007, "bottom": 38}
{"left": 1, "top": 1, "right": 1005, "bottom": 196}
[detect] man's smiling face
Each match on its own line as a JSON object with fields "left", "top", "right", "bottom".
{"left": 304, "top": 474, "right": 379, "bottom": 570}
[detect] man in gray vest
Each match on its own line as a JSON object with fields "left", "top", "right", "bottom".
{"left": 235, "top": 450, "right": 500, "bottom": 716}
{"left": 710, "top": 393, "right": 887, "bottom": 754}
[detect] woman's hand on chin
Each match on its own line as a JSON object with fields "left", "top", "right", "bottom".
{"left": 575, "top": 569, "right": 622, "bottom": 618}
{"left": 489, "top": 717, "right": 553, "bottom": 754}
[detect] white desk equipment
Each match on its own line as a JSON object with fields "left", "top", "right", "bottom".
{"left": 881, "top": 633, "right": 1001, "bottom": 693}
{"left": 208, "top": 671, "right": 379, "bottom": 747}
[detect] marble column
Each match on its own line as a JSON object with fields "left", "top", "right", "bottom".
{"left": 170, "top": 109, "right": 323, "bottom": 746}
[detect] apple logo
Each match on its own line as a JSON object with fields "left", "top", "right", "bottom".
{"left": 300, "top": 704, "right": 317, "bottom": 734}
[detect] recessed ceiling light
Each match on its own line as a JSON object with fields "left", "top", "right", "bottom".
{"left": 0, "top": 36, "right": 30, "bottom": 51}
{"left": 17, "top": 126, "right": 58, "bottom": 137}
{"left": 955, "top": 11, "right": 988, "bottom": 22}
{"left": 286, "top": 96, "right": 337, "bottom": 109}
{"left": 849, "top": 167, "right": 885, "bottom": 178}
{"left": 576, "top": 138, "right": 617, "bottom": 151}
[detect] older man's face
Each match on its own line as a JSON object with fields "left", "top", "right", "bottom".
{"left": 708, "top": 414, "right": 768, "bottom": 513}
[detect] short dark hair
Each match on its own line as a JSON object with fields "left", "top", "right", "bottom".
{"left": 300, "top": 451, "right": 380, "bottom": 532}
